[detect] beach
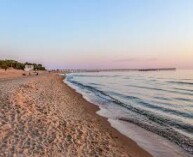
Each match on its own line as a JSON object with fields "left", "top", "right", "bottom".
{"left": 0, "top": 71, "right": 151, "bottom": 157}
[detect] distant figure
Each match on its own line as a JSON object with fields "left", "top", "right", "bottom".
{"left": 29, "top": 72, "right": 31, "bottom": 76}
{"left": 36, "top": 72, "right": 39, "bottom": 75}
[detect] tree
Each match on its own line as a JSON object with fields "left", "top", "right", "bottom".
{"left": 33, "top": 63, "right": 46, "bottom": 70}
{"left": 1, "top": 62, "right": 8, "bottom": 71}
{"left": 0, "top": 59, "right": 46, "bottom": 71}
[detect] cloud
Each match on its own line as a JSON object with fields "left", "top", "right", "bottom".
{"left": 114, "top": 57, "right": 157, "bottom": 62}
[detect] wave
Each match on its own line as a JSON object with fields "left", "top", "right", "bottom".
{"left": 71, "top": 74, "right": 121, "bottom": 78}
{"left": 107, "top": 91, "right": 193, "bottom": 119}
{"left": 67, "top": 76, "right": 193, "bottom": 129}
{"left": 174, "top": 87, "right": 193, "bottom": 93}
{"left": 153, "top": 96, "right": 171, "bottom": 101}
{"left": 128, "top": 84, "right": 193, "bottom": 96}
{"left": 174, "top": 97, "right": 193, "bottom": 102}
{"left": 168, "top": 81, "right": 193, "bottom": 86}
{"left": 90, "top": 83, "right": 102, "bottom": 86}
{"left": 138, "top": 101, "right": 193, "bottom": 119}
{"left": 66, "top": 75, "right": 193, "bottom": 154}
{"left": 106, "top": 91, "right": 139, "bottom": 101}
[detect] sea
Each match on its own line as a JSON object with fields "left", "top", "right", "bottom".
{"left": 65, "top": 70, "right": 193, "bottom": 157}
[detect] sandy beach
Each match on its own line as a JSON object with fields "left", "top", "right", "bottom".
{"left": 0, "top": 71, "right": 152, "bottom": 157}
{"left": 0, "top": 69, "right": 26, "bottom": 80}
{"left": 0, "top": 69, "right": 46, "bottom": 80}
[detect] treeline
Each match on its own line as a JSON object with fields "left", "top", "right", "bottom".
{"left": 0, "top": 60, "right": 46, "bottom": 71}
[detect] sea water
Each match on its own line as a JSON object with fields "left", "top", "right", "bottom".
{"left": 65, "top": 70, "right": 193, "bottom": 157}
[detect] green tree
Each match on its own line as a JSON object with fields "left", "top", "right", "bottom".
{"left": 1, "top": 62, "right": 8, "bottom": 71}
{"left": 0, "top": 59, "right": 45, "bottom": 71}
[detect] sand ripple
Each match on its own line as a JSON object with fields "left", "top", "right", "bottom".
{"left": 0, "top": 74, "right": 151, "bottom": 157}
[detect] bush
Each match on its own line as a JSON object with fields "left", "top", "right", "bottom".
{"left": 1, "top": 62, "right": 8, "bottom": 71}
{"left": 33, "top": 63, "right": 46, "bottom": 71}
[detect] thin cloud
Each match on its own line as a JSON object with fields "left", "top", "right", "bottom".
{"left": 114, "top": 57, "right": 157, "bottom": 62}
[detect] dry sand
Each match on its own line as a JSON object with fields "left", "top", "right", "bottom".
{"left": 0, "top": 71, "right": 152, "bottom": 157}
{"left": 0, "top": 69, "right": 25, "bottom": 80}
{"left": 0, "top": 69, "right": 47, "bottom": 80}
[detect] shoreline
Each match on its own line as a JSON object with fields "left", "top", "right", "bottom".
{"left": 61, "top": 75, "right": 152, "bottom": 157}
{"left": 0, "top": 72, "right": 152, "bottom": 157}
{"left": 64, "top": 73, "right": 192, "bottom": 157}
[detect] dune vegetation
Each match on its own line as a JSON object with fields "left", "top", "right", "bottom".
{"left": 0, "top": 60, "right": 46, "bottom": 71}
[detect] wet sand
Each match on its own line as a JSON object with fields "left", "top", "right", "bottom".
{"left": 0, "top": 72, "right": 152, "bottom": 157}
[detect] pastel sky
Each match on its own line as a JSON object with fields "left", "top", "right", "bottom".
{"left": 0, "top": 0, "right": 193, "bottom": 69}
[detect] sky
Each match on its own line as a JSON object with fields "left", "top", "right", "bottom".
{"left": 0, "top": 0, "right": 193, "bottom": 69}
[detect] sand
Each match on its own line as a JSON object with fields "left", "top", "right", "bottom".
{"left": 0, "top": 69, "right": 47, "bottom": 80}
{"left": 0, "top": 71, "right": 152, "bottom": 157}
{"left": 0, "top": 69, "right": 25, "bottom": 80}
